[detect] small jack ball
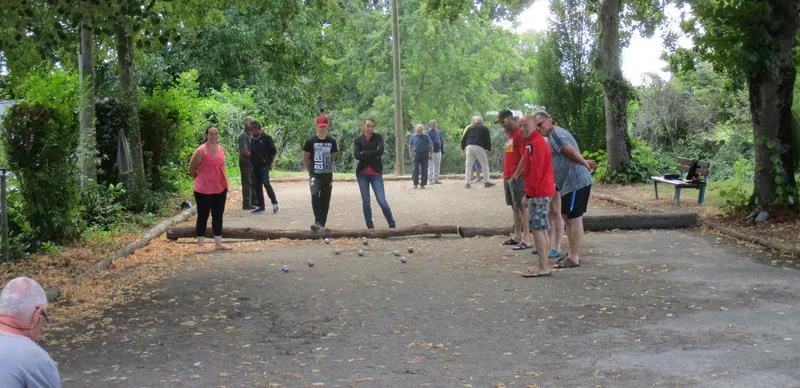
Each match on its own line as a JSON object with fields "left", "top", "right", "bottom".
{"left": 281, "top": 265, "right": 289, "bottom": 272}
{"left": 362, "top": 239, "right": 369, "bottom": 246}
{"left": 407, "top": 247, "right": 414, "bottom": 253}
{"left": 324, "top": 238, "right": 331, "bottom": 244}
{"left": 400, "top": 256, "right": 407, "bottom": 263}
{"left": 334, "top": 249, "right": 342, "bottom": 255}
{"left": 357, "top": 249, "right": 365, "bottom": 256}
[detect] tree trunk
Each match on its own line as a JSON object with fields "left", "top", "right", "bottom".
{"left": 115, "top": 21, "right": 148, "bottom": 209}
{"left": 596, "top": 0, "right": 631, "bottom": 173}
{"left": 78, "top": 20, "right": 97, "bottom": 190}
{"left": 749, "top": 0, "right": 798, "bottom": 210}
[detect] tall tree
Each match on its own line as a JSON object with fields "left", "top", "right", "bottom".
{"left": 593, "top": 0, "right": 665, "bottom": 172}
{"left": 678, "top": 0, "right": 799, "bottom": 210}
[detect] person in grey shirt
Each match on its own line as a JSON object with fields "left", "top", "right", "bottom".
{"left": 238, "top": 117, "right": 257, "bottom": 210}
{"left": 0, "top": 277, "right": 61, "bottom": 388}
{"left": 533, "top": 111, "right": 595, "bottom": 269}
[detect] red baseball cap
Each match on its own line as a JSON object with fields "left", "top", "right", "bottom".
{"left": 316, "top": 115, "right": 329, "bottom": 128}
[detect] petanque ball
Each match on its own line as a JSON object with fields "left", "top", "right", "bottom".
{"left": 393, "top": 250, "right": 400, "bottom": 257}
{"left": 357, "top": 249, "right": 365, "bottom": 257}
{"left": 400, "top": 256, "right": 407, "bottom": 263}
{"left": 407, "top": 247, "right": 414, "bottom": 253}
{"left": 362, "top": 239, "right": 369, "bottom": 246}
{"left": 281, "top": 265, "right": 289, "bottom": 272}
{"left": 324, "top": 238, "right": 331, "bottom": 244}
{"left": 308, "top": 261, "right": 315, "bottom": 267}
{"left": 334, "top": 249, "right": 342, "bottom": 255}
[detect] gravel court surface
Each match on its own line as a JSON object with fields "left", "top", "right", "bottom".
{"left": 48, "top": 180, "right": 800, "bottom": 387}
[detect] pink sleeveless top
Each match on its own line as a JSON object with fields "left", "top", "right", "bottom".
{"left": 193, "top": 144, "right": 229, "bottom": 194}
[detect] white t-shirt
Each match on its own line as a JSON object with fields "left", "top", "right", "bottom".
{"left": 0, "top": 332, "right": 61, "bottom": 388}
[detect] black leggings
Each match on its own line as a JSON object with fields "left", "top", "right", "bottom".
{"left": 195, "top": 189, "right": 227, "bottom": 237}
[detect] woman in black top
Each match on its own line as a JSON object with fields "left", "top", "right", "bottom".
{"left": 353, "top": 117, "right": 396, "bottom": 229}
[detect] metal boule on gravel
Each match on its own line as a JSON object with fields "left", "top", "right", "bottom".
{"left": 407, "top": 247, "right": 414, "bottom": 253}
{"left": 357, "top": 249, "right": 365, "bottom": 256}
{"left": 362, "top": 239, "right": 369, "bottom": 246}
{"left": 324, "top": 238, "right": 331, "bottom": 244}
{"left": 281, "top": 265, "right": 289, "bottom": 272}
{"left": 393, "top": 250, "right": 400, "bottom": 257}
{"left": 308, "top": 261, "right": 315, "bottom": 267}
{"left": 334, "top": 249, "right": 342, "bottom": 255}
{"left": 400, "top": 256, "right": 407, "bottom": 263}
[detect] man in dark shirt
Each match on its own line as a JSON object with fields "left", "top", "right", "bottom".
{"left": 460, "top": 116, "right": 495, "bottom": 188}
{"left": 303, "top": 115, "right": 338, "bottom": 230}
{"left": 426, "top": 119, "right": 444, "bottom": 184}
{"left": 238, "top": 117, "right": 257, "bottom": 210}
{"left": 249, "top": 121, "right": 279, "bottom": 214}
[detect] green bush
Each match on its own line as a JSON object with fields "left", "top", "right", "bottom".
{"left": 81, "top": 181, "right": 126, "bottom": 230}
{"left": 715, "top": 158, "right": 754, "bottom": 215}
{"left": 585, "top": 137, "right": 676, "bottom": 184}
{"left": 6, "top": 187, "right": 39, "bottom": 259}
{"left": 1, "top": 103, "right": 83, "bottom": 244}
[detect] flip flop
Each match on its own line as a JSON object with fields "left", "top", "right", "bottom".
{"left": 501, "top": 238, "right": 519, "bottom": 246}
{"left": 553, "top": 257, "right": 580, "bottom": 269}
{"left": 512, "top": 242, "right": 531, "bottom": 250}
{"left": 521, "top": 271, "right": 552, "bottom": 278}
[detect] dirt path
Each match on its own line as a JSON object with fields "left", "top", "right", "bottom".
{"left": 45, "top": 181, "right": 800, "bottom": 387}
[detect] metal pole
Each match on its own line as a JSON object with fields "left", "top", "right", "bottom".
{"left": 391, "top": 0, "right": 404, "bottom": 176}
{"left": 0, "top": 168, "right": 8, "bottom": 262}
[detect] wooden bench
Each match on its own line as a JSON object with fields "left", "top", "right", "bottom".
{"left": 651, "top": 157, "right": 710, "bottom": 207}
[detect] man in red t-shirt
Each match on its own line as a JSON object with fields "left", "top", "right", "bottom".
{"left": 513, "top": 115, "right": 555, "bottom": 277}
{"left": 498, "top": 110, "right": 530, "bottom": 250}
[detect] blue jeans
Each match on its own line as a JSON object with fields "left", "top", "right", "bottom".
{"left": 356, "top": 173, "right": 395, "bottom": 229}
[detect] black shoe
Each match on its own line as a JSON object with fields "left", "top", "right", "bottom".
{"left": 310, "top": 223, "right": 322, "bottom": 231}
{"left": 243, "top": 205, "right": 256, "bottom": 210}
{"left": 251, "top": 207, "right": 265, "bottom": 213}
{"left": 484, "top": 182, "right": 496, "bottom": 188}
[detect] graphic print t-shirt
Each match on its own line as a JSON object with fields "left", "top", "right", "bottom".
{"left": 303, "top": 135, "right": 338, "bottom": 174}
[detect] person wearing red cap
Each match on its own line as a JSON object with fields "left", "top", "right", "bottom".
{"left": 303, "top": 115, "right": 339, "bottom": 230}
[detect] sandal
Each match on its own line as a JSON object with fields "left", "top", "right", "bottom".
{"left": 501, "top": 238, "right": 519, "bottom": 246}
{"left": 512, "top": 242, "right": 531, "bottom": 250}
{"left": 553, "top": 257, "right": 580, "bottom": 269}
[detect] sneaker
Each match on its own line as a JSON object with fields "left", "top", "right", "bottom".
{"left": 414, "top": 185, "right": 418, "bottom": 189}
{"left": 250, "top": 207, "right": 265, "bottom": 214}
{"left": 420, "top": 185, "right": 426, "bottom": 189}
{"left": 310, "top": 223, "right": 322, "bottom": 231}
{"left": 484, "top": 182, "right": 496, "bottom": 188}
{"left": 272, "top": 203, "right": 279, "bottom": 213}
{"left": 434, "top": 181, "right": 442, "bottom": 184}
{"left": 465, "top": 183, "right": 471, "bottom": 189}
{"left": 243, "top": 205, "right": 255, "bottom": 210}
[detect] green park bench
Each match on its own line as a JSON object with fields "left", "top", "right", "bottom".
{"left": 651, "top": 157, "right": 710, "bottom": 207}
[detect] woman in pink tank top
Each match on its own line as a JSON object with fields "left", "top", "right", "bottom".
{"left": 188, "top": 125, "right": 231, "bottom": 251}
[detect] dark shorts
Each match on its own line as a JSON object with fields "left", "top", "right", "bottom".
{"left": 561, "top": 185, "right": 591, "bottom": 219}
{"left": 503, "top": 178, "right": 525, "bottom": 209}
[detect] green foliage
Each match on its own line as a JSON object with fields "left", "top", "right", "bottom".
{"left": 81, "top": 182, "right": 126, "bottom": 230}
{"left": 715, "top": 159, "right": 754, "bottom": 215}
{"left": 585, "top": 136, "right": 675, "bottom": 183}
{"left": 94, "top": 97, "right": 128, "bottom": 185}
{"left": 1, "top": 103, "right": 83, "bottom": 244}
{"left": 14, "top": 70, "right": 79, "bottom": 126}
{"left": 5, "top": 188, "right": 39, "bottom": 260}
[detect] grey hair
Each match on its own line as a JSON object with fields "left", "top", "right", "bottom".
{"left": 532, "top": 111, "right": 550, "bottom": 119}
{"left": 471, "top": 116, "right": 483, "bottom": 124}
{"left": 0, "top": 277, "right": 48, "bottom": 320}
{"left": 414, "top": 123, "right": 425, "bottom": 131}
{"left": 428, "top": 119, "right": 437, "bottom": 127}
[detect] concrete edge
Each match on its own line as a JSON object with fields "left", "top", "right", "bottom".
{"left": 593, "top": 189, "right": 800, "bottom": 258}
